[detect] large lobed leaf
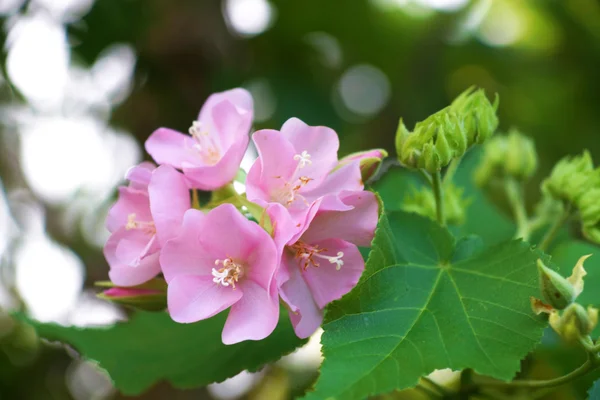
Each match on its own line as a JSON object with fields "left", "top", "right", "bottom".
{"left": 20, "top": 309, "right": 306, "bottom": 395}
{"left": 305, "top": 211, "right": 547, "bottom": 399}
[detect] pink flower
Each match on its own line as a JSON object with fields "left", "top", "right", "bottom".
{"left": 246, "top": 118, "right": 363, "bottom": 221}
{"left": 160, "top": 204, "right": 280, "bottom": 345}
{"left": 104, "top": 163, "right": 190, "bottom": 286}
{"left": 145, "top": 88, "right": 253, "bottom": 190}
{"left": 269, "top": 190, "right": 378, "bottom": 338}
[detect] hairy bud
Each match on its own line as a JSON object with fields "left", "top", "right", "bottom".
{"left": 449, "top": 86, "right": 499, "bottom": 146}
{"left": 542, "top": 151, "right": 599, "bottom": 206}
{"left": 97, "top": 279, "right": 167, "bottom": 311}
{"left": 474, "top": 129, "right": 537, "bottom": 186}
{"left": 396, "top": 87, "right": 498, "bottom": 173}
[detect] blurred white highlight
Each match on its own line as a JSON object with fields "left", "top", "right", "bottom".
{"left": 224, "top": 0, "right": 275, "bottom": 37}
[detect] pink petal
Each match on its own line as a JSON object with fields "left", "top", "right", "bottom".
{"left": 303, "top": 191, "right": 378, "bottom": 246}
{"left": 160, "top": 209, "right": 215, "bottom": 282}
{"left": 302, "top": 161, "right": 364, "bottom": 203}
{"left": 198, "top": 88, "right": 253, "bottom": 130}
{"left": 167, "top": 275, "right": 242, "bottom": 323}
{"left": 183, "top": 139, "right": 248, "bottom": 190}
{"left": 115, "top": 232, "right": 159, "bottom": 266}
{"left": 148, "top": 165, "right": 191, "bottom": 245}
{"left": 301, "top": 239, "right": 364, "bottom": 309}
{"left": 279, "top": 252, "right": 323, "bottom": 339}
{"left": 145, "top": 127, "right": 199, "bottom": 169}
{"left": 267, "top": 202, "right": 301, "bottom": 255}
{"left": 106, "top": 187, "right": 151, "bottom": 233}
{"left": 246, "top": 129, "right": 298, "bottom": 203}
{"left": 108, "top": 252, "right": 161, "bottom": 287}
{"left": 222, "top": 280, "right": 279, "bottom": 344}
{"left": 104, "top": 229, "right": 161, "bottom": 286}
{"left": 202, "top": 204, "right": 278, "bottom": 290}
{"left": 208, "top": 97, "right": 252, "bottom": 151}
{"left": 279, "top": 118, "right": 339, "bottom": 185}
{"left": 125, "top": 162, "right": 156, "bottom": 190}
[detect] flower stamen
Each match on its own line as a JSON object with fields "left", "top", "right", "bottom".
{"left": 212, "top": 257, "right": 244, "bottom": 289}
{"left": 125, "top": 213, "right": 156, "bottom": 234}
{"left": 187, "top": 120, "right": 221, "bottom": 165}
{"left": 293, "top": 151, "right": 312, "bottom": 169}
{"left": 291, "top": 241, "right": 345, "bottom": 271}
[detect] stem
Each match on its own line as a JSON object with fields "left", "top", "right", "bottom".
{"left": 418, "top": 169, "right": 433, "bottom": 186}
{"left": 504, "top": 179, "right": 530, "bottom": 241}
{"left": 478, "top": 359, "right": 596, "bottom": 390}
{"left": 538, "top": 204, "right": 571, "bottom": 252}
{"left": 431, "top": 170, "right": 446, "bottom": 226}
{"left": 444, "top": 157, "right": 461, "bottom": 184}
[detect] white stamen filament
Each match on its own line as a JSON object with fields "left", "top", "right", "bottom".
{"left": 293, "top": 150, "right": 312, "bottom": 168}
{"left": 187, "top": 120, "right": 221, "bottom": 165}
{"left": 291, "top": 241, "right": 344, "bottom": 271}
{"left": 212, "top": 257, "right": 244, "bottom": 289}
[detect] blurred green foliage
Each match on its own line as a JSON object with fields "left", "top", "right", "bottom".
{"left": 2, "top": 0, "right": 600, "bottom": 399}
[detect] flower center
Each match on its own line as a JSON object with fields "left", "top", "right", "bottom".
{"left": 274, "top": 151, "right": 314, "bottom": 207}
{"left": 212, "top": 257, "right": 245, "bottom": 289}
{"left": 125, "top": 213, "right": 156, "bottom": 234}
{"left": 290, "top": 241, "right": 344, "bottom": 271}
{"left": 188, "top": 120, "right": 221, "bottom": 166}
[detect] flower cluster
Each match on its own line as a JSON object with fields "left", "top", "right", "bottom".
{"left": 103, "top": 88, "right": 381, "bottom": 344}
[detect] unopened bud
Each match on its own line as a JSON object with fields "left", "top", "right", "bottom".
{"left": 550, "top": 303, "right": 599, "bottom": 343}
{"left": 449, "top": 87, "right": 499, "bottom": 146}
{"left": 396, "top": 111, "right": 468, "bottom": 173}
{"left": 538, "top": 259, "right": 576, "bottom": 310}
{"left": 578, "top": 189, "right": 600, "bottom": 245}
{"left": 402, "top": 182, "right": 470, "bottom": 225}
{"left": 396, "top": 87, "right": 498, "bottom": 173}
{"left": 474, "top": 129, "right": 537, "bottom": 186}
{"left": 97, "top": 279, "right": 167, "bottom": 311}
{"left": 337, "top": 149, "right": 388, "bottom": 182}
{"left": 542, "top": 151, "right": 599, "bottom": 205}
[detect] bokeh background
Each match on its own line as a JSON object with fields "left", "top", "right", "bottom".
{"left": 0, "top": 0, "right": 599, "bottom": 398}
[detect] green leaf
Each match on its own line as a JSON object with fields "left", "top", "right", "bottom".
{"left": 20, "top": 309, "right": 306, "bottom": 395}
{"left": 305, "top": 211, "right": 546, "bottom": 400}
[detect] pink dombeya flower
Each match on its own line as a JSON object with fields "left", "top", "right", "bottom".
{"left": 145, "top": 88, "right": 253, "bottom": 190}
{"left": 270, "top": 190, "right": 378, "bottom": 338}
{"left": 160, "top": 204, "right": 280, "bottom": 345}
{"left": 104, "top": 163, "right": 190, "bottom": 286}
{"left": 246, "top": 118, "right": 363, "bottom": 221}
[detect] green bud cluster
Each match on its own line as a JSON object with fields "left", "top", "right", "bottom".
{"left": 474, "top": 128, "right": 538, "bottom": 186}
{"left": 395, "top": 87, "right": 499, "bottom": 173}
{"left": 402, "top": 182, "right": 470, "bottom": 225}
{"left": 542, "top": 151, "right": 600, "bottom": 244}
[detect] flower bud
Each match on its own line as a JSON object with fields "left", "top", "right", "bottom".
{"left": 537, "top": 259, "right": 576, "bottom": 310}
{"left": 337, "top": 149, "right": 388, "bottom": 182}
{"left": 449, "top": 87, "right": 499, "bottom": 146}
{"left": 542, "top": 151, "right": 599, "bottom": 205}
{"left": 396, "top": 111, "right": 468, "bottom": 173}
{"left": 402, "top": 182, "right": 470, "bottom": 225}
{"left": 578, "top": 189, "right": 600, "bottom": 244}
{"left": 549, "top": 303, "right": 599, "bottom": 343}
{"left": 97, "top": 279, "right": 167, "bottom": 311}
{"left": 474, "top": 129, "right": 537, "bottom": 186}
